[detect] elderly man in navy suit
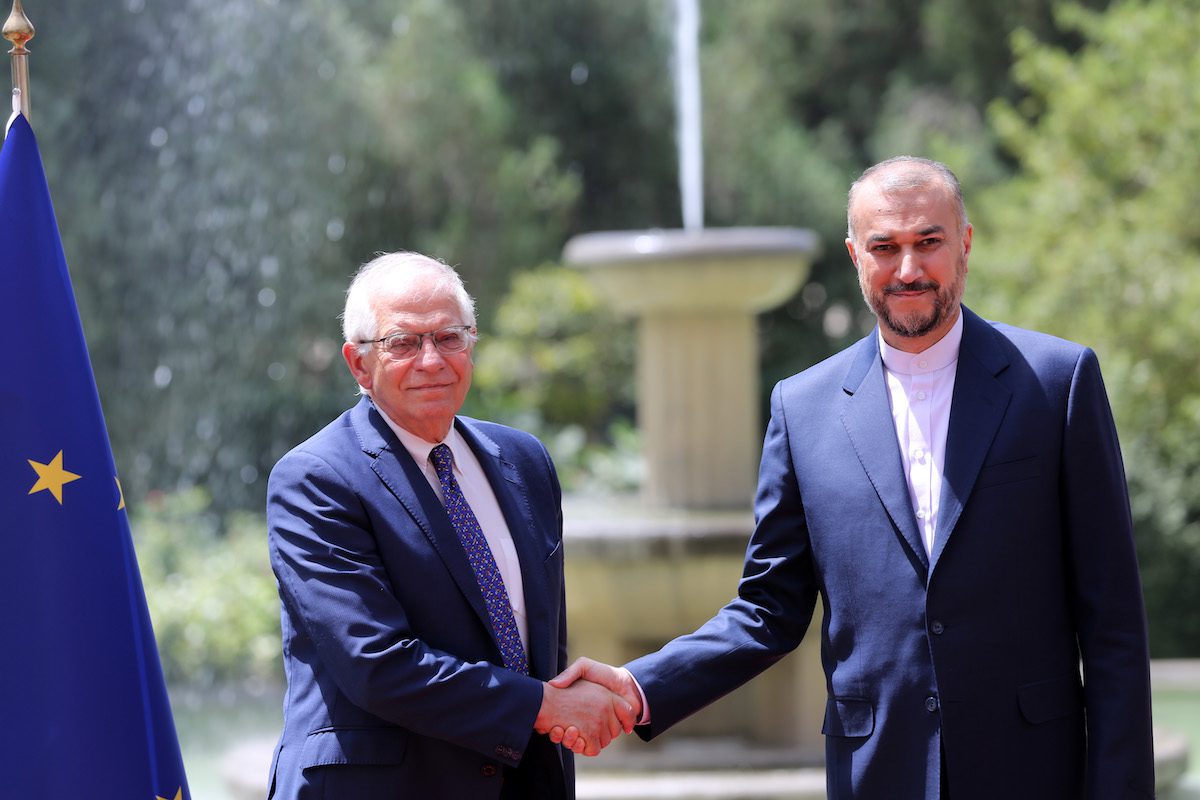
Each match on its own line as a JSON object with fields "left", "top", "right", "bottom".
{"left": 552, "top": 157, "right": 1155, "bottom": 799}
{"left": 266, "top": 252, "right": 634, "bottom": 799}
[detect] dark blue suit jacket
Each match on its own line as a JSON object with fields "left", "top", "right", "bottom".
{"left": 266, "top": 398, "right": 573, "bottom": 799}
{"left": 627, "top": 308, "right": 1154, "bottom": 799}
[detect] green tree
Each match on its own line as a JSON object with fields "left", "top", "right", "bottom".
{"left": 469, "top": 265, "right": 634, "bottom": 436}
{"left": 349, "top": 0, "right": 583, "bottom": 309}
{"left": 696, "top": 0, "right": 1112, "bottom": 392}
{"left": 34, "top": 0, "right": 369, "bottom": 510}
{"left": 467, "top": 265, "right": 639, "bottom": 493}
{"left": 971, "top": 0, "right": 1200, "bottom": 654}
{"left": 22, "top": 0, "right": 1126, "bottom": 518}
{"left": 452, "top": 0, "right": 679, "bottom": 234}
{"left": 345, "top": 0, "right": 679, "bottom": 312}
{"left": 131, "top": 490, "right": 281, "bottom": 687}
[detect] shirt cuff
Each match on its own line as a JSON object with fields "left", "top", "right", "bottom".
{"left": 631, "top": 673, "right": 651, "bottom": 725}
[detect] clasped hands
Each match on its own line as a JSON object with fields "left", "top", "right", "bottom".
{"left": 534, "top": 657, "right": 641, "bottom": 757}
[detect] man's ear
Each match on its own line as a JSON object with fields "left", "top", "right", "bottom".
{"left": 342, "top": 341, "right": 373, "bottom": 393}
{"left": 845, "top": 237, "right": 859, "bottom": 268}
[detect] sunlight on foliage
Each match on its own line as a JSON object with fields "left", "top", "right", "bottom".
{"left": 973, "top": 0, "right": 1200, "bottom": 654}
{"left": 132, "top": 490, "right": 281, "bottom": 687}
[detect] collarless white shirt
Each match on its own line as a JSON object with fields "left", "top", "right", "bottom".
{"left": 878, "top": 311, "right": 964, "bottom": 558}
{"left": 378, "top": 409, "right": 529, "bottom": 655}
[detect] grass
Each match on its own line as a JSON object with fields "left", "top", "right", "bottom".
{"left": 1156, "top": 689, "right": 1200, "bottom": 776}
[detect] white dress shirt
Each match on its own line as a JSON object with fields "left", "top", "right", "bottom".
{"left": 379, "top": 411, "right": 530, "bottom": 655}
{"left": 878, "top": 312, "right": 964, "bottom": 557}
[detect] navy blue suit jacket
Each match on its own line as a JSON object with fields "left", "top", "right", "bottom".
{"left": 266, "top": 398, "right": 573, "bottom": 799}
{"left": 627, "top": 308, "right": 1154, "bottom": 799}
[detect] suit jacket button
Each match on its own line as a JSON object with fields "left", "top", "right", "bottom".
{"left": 481, "top": 764, "right": 498, "bottom": 777}
{"left": 930, "top": 620, "right": 945, "bottom": 635}
{"left": 926, "top": 696, "right": 940, "bottom": 713}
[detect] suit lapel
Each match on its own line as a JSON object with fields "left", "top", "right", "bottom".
{"left": 350, "top": 400, "right": 496, "bottom": 642}
{"left": 456, "top": 419, "right": 555, "bottom": 680}
{"left": 931, "top": 308, "right": 1012, "bottom": 571}
{"left": 840, "top": 332, "right": 930, "bottom": 576}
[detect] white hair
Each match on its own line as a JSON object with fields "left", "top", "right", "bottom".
{"left": 341, "top": 251, "right": 476, "bottom": 346}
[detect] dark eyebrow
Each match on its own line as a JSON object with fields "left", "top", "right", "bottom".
{"left": 866, "top": 224, "right": 947, "bottom": 244}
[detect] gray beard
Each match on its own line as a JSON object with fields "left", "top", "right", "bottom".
{"left": 863, "top": 257, "right": 966, "bottom": 340}
{"left": 875, "top": 289, "right": 955, "bottom": 339}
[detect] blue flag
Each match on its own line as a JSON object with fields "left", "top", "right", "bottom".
{"left": 0, "top": 114, "right": 189, "bottom": 799}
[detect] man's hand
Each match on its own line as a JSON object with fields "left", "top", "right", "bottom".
{"left": 535, "top": 678, "right": 635, "bottom": 757}
{"left": 546, "top": 657, "right": 644, "bottom": 751}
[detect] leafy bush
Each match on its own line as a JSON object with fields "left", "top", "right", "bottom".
{"left": 131, "top": 490, "right": 281, "bottom": 688}
{"left": 468, "top": 264, "right": 641, "bottom": 493}
{"left": 973, "top": 0, "right": 1200, "bottom": 654}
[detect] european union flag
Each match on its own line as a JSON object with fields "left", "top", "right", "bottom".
{"left": 0, "top": 114, "right": 189, "bottom": 799}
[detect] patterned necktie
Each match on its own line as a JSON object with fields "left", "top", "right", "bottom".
{"left": 430, "top": 444, "right": 530, "bottom": 675}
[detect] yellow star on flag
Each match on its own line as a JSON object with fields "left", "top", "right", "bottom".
{"left": 155, "top": 789, "right": 182, "bottom": 800}
{"left": 27, "top": 450, "right": 82, "bottom": 505}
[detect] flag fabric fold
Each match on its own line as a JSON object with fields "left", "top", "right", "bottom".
{"left": 0, "top": 113, "right": 189, "bottom": 799}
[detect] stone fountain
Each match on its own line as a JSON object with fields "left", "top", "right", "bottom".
{"left": 557, "top": 0, "right": 826, "bottom": 775}
{"left": 561, "top": 227, "right": 823, "bottom": 771}
{"left": 563, "top": 227, "right": 817, "bottom": 510}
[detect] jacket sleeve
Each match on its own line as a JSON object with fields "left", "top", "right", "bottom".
{"left": 1060, "top": 348, "right": 1155, "bottom": 799}
{"left": 627, "top": 381, "right": 818, "bottom": 738}
{"left": 267, "top": 446, "right": 543, "bottom": 767}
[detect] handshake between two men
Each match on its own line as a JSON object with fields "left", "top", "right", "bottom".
{"left": 534, "top": 658, "right": 640, "bottom": 757}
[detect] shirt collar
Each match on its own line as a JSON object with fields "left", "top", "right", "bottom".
{"left": 878, "top": 309, "right": 964, "bottom": 375}
{"left": 372, "top": 403, "right": 467, "bottom": 472}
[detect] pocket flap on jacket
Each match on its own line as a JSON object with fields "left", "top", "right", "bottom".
{"left": 821, "top": 697, "right": 875, "bottom": 738}
{"left": 1017, "top": 675, "right": 1083, "bottom": 724}
{"left": 299, "top": 727, "right": 409, "bottom": 769}
{"left": 976, "top": 454, "right": 1041, "bottom": 489}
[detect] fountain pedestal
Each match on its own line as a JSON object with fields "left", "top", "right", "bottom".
{"left": 563, "top": 502, "right": 827, "bottom": 768}
{"left": 562, "top": 226, "right": 824, "bottom": 768}
{"left": 564, "top": 227, "right": 819, "bottom": 509}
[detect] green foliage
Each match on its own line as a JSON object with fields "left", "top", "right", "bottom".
{"left": 470, "top": 265, "right": 633, "bottom": 432}
{"left": 971, "top": 0, "right": 1200, "bottom": 654}
{"left": 27, "top": 0, "right": 680, "bottom": 513}
{"left": 468, "top": 265, "right": 639, "bottom": 492}
{"left": 35, "top": 0, "right": 369, "bottom": 511}
{"left": 695, "top": 0, "right": 1096, "bottom": 385}
{"left": 536, "top": 417, "right": 645, "bottom": 497}
{"left": 355, "top": 0, "right": 584, "bottom": 307}
{"left": 449, "top": 0, "right": 680, "bottom": 233}
{"left": 132, "top": 490, "right": 280, "bottom": 688}
{"left": 24, "top": 0, "right": 1096, "bottom": 516}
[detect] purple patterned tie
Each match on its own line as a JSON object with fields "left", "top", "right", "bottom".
{"left": 430, "top": 444, "right": 530, "bottom": 675}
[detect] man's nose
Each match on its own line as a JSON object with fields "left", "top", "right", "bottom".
{"left": 412, "top": 337, "right": 446, "bottom": 367}
{"left": 897, "top": 249, "right": 924, "bottom": 282}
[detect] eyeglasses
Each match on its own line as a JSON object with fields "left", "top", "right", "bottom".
{"left": 360, "top": 325, "right": 477, "bottom": 361}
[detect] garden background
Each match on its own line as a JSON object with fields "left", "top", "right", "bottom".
{"left": 22, "top": 0, "right": 1200, "bottom": 791}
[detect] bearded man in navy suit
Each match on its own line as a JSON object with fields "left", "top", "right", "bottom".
{"left": 266, "top": 252, "right": 633, "bottom": 799}
{"left": 552, "top": 157, "right": 1155, "bottom": 799}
